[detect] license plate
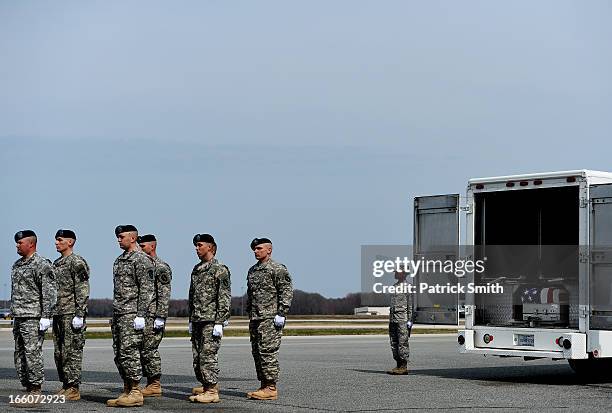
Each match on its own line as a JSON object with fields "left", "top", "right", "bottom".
{"left": 514, "top": 334, "right": 534, "bottom": 347}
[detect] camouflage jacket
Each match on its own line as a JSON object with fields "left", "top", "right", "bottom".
{"left": 246, "top": 259, "right": 293, "bottom": 320}
{"left": 11, "top": 253, "right": 57, "bottom": 318}
{"left": 389, "top": 281, "right": 413, "bottom": 323}
{"left": 53, "top": 253, "right": 90, "bottom": 317}
{"left": 112, "top": 250, "right": 154, "bottom": 317}
{"left": 188, "top": 258, "right": 231, "bottom": 323}
{"left": 147, "top": 255, "right": 172, "bottom": 319}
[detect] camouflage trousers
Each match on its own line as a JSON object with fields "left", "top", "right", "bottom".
{"left": 191, "top": 322, "right": 221, "bottom": 386}
{"left": 111, "top": 314, "right": 144, "bottom": 382}
{"left": 249, "top": 319, "right": 282, "bottom": 382}
{"left": 13, "top": 318, "right": 45, "bottom": 387}
{"left": 389, "top": 322, "right": 410, "bottom": 363}
{"left": 141, "top": 317, "right": 164, "bottom": 379}
{"left": 53, "top": 314, "right": 86, "bottom": 386}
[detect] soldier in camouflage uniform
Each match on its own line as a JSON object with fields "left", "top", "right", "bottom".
{"left": 387, "top": 271, "right": 413, "bottom": 375}
{"left": 246, "top": 238, "right": 293, "bottom": 401}
{"left": 188, "top": 233, "right": 231, "bottom": 404}
{"left": 107, "top": 225, "right": 155, "bottom": 408}
{"left": 9, "top": 230, "right": 57, "bottom": 407}
{"left": 137, "top": 234, "right": 172, "bottom": 397}
{"left": 52, "top": 229, "right": 90, "bottom": 401}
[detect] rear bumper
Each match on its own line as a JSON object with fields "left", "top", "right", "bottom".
{"left": 458, "top": 328, "right": 588, "bottom": 359}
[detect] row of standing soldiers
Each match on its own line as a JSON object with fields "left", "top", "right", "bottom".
{"left": 9, "top": 227, "right": 293, "bottom": 407}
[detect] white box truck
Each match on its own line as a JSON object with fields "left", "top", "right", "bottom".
{"left": 413, "top": 170, "right": 612, "bottom": 374}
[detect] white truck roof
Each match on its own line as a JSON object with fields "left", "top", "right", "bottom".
{"left": 468, "top": 169, "right": 612, "bottom": 185}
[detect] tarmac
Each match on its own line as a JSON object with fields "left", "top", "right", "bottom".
{"left": 0, "top": 331, "right": 611, "bottom": 412}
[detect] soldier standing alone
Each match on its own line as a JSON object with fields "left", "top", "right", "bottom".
{"left": 387, "top": 270, "right": 413, "bottom": 375}
{"left": 188, "top": 233, "right": 231, "bottom": 404}
{"left": 107, "top": 225, "right": 154, "bottom": 408}
{"left": 246, "top": 238, "right": 293, "bottom": 401}
{"left": 10, "top": 230, "right": 57, "bottom": 406}
{"left": 137, "top": 234, "right": 172, "bottom": 397}
{"left": 53, "top": 229, "right": 90, "bottom": 400}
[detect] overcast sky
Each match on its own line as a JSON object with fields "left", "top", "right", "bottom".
{"left": 1, "top": 1, "right": 611, "bottom": 299}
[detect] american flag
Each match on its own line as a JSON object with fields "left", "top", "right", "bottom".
{"left": 521, "top": 287, "right": 566, "bottom": 304}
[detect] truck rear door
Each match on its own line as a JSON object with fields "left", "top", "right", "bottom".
{"left": 590, "top": 184, "right": 612, "bottom": 330}
{"left": 413, "top": 194, "right": 460, "bottom": 325}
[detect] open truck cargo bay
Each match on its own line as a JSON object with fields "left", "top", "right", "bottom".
{"left": 413, "top": 170, "right": 612, "bottom": 370}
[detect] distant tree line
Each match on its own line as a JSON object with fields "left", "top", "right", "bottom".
{"left": 84, "top": 290, "right": 363, "bottom": 317}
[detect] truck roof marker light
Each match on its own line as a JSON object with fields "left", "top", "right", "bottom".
{"left": 533, "top": 180, "right": 543, "bottom": 185}
{"left": 555, "top": 337, "right": 564, "bottom": 347}
{"left": 475, "top": 184, "right": 484, "bottom": 190}
{"left": 567, "top": 177, "right": 576, "bottom": 183}
{"left": 458, "top": 335, "right": 465, "bottom": 345}
{"left": 483, "top": 334, "right": 493, "bottom": 344}
{"left": 562, "top": 339, "right": 571, "bottom": 350}
{"left": 520, "top": 181, "right": 528, "bottom": 187}
{"left": 506, "top": 182, "right": 515, "bottom": 188}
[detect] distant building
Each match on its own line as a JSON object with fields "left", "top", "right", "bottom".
{"left": 354, "top": 306, "right": 389, "bottom": 316}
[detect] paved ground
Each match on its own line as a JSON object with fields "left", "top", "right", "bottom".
{"left": 0, "top": 331, "right": 611, "bottom": 412}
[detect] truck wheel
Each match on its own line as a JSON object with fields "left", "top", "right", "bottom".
{"left": 568, "top": 358, "right": 612, "bottom": 378}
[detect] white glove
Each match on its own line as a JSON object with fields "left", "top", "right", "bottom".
{"left": 72, "top": 316, "right": 84, "bottom": 329}
{"left": 39, "top": 318, "right": 51, "bottom": 332}
{"left": 223, "top": 320, "right": 229, "bottom": 327}
{"left": 154, "top": 317, "right": 165, "bottom": 329}
{"left": 133, "top": 316, "right": 145, "bottom": 330}
{"left": 407, "top": 321, "right": 413, "bottom": 329}
{"left": 189, "top": 322, "right": 192, "bottom": 334}
{"left": 212, "top": 324, "right": 223, "bottom": 338}
{"left": 274, "top": 314, "right": 286, "bottom": 328}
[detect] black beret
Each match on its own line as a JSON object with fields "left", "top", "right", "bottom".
{"left": 193, "top": 233, "right": 216, "bottom": 246}
{"left": 138, "top": 234, "right": 156, "bottom": 243}
{"left": 250, "top": 237, "right": 272, "bottom": 250}
{"left": 15, "top": 230, "right": 36, "bottom": 242}
{"left": 55, "top": 229, "right": 76, "bottom": 240}
{"left": 115, "top": 225, "right": 138, "bottom": 236}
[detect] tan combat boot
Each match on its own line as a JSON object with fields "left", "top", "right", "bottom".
{"left": 106, "top": 381, "right": 130, "bottom": 407}
{"left": 10, "top": 384, "right": 42, "bottom": 407}
{"left": 248, "top": 381, "right": 278, "bottom": 400}
{"left": 191, "top": 383, "right": 218, "bottom": 396}
{"left": 192, "top": 385, "right": 220, "bottom": 404}
{"left": 64, "top": 385, "right": 81, "bottom": 401}
{"left": 387, "top": 361, "right": 409, "bottom": 375}
{"left": 115, "top": 381, "right": 144, "bottom": 407}
{"left": 141, "top": 376, "right": 162, "bottom": 397}
{"left": 57, "top": 386, "right": 67, "bottom": 395}
{"left": 246, "top": 381, "right": 265, "bottom": 399}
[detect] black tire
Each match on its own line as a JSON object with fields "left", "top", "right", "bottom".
{"left": 568, "top": 358, "right": 612, "bottom": 378}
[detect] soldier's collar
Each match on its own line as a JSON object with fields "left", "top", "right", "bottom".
{"left": 57, "top": 252, "right": 74, "bottom": 261}
{"left": 255, "top": 258, "right": 273, "bottom": 268}
{"left": 120, "top": 250, "right": 136, "bottom": 259}
{"left": 200, "top": 257, "right": 217, "bottom": 266}
{"left": 19, "top": 252, "right": 38, "bottom": 264}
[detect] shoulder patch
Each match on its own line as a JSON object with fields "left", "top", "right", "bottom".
{"left": 158, "top": 268, "right": 171, "bottom": 284}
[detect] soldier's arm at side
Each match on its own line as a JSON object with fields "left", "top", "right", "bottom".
{"left": 274, "top": 265, "right": 293, "bottom": 317}
{"left": 156, "top": 264, "right": 172, "bottom": 319}
{"left": 73, "top": 258, "right": 90, "bottom": 318}
{"left": 188, "top": 271, "right": 194, "bottom": 322}
{"left": 135, "top": 255, "right": 155, "bottom": 318}
{"left": 215, "top": 266, "right": 231, "bottom": 324}
{"left": 245, "top": 268, "right": 252, "bottom": 315}
{"left": 407, "top": 290, "right": 414, "bottom": 322}
{"left": 41, "top": 262, "right": 58, "bottom": 318}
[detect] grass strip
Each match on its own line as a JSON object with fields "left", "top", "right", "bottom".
{"left": 74, "top": 328, "right": 456, "bottom": 339}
